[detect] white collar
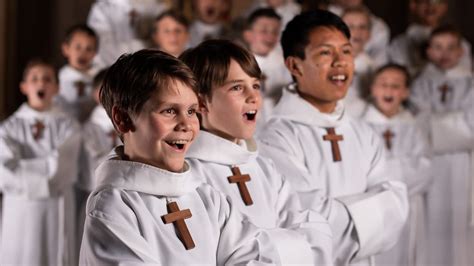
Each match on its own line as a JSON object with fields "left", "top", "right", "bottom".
{"left": 14, "top": 103, "right": 62, "bottom": 120}
{"left": 406, "top": 24, "right": 431, "bottom": 43}
{"left": 362, "top": 104, "right": 414, "bottom": 125}
{"left": 422, "top": 63, "right": 472, "bottom": 79}
{"left": 186, "top": 131, "right": 258, "bottom": 165}
{"left": 95, "top": 146, "right": 202, "bottom": 196}
{"left": 270, "top": 87, "right": 346, "bottom": 128}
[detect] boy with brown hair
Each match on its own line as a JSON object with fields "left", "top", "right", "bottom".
{"left": 258, "top": 10, "right": 409, "bottom": 265}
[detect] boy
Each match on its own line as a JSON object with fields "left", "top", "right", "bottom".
{"left": 327, "top": 0, "right": 390, "bottom": 66}
{"left": 0, "top": 59, "right": 81, "bottom": 265}
{"left": 341, "top": 6, "right": 375, "bottom": 117}
{"left": 258, "top": 10, "right": 409, "bottom": 265}
{"left": 79, "top": 49, "right": 290, "bottom": 264}
{"left": 389, "top": 0, "right": 472, "bottom": 76}
{"left": 410, "top": 25, "right": 474, "bottom": 266}
{"left": 189, "top": 0, "right": 231, "bottom": 47}
{"left": 151, "top": 10, "right": 190, "bottom": 57}
{"left": 252, "top": 0, "right": 301, "bottom": 30}
{"left": 243, "top": 8, "right": 292, "bottom": 122}
{"left": 180, "top": 39, "right": 333, "bottom": 265}
{"left": 57, "top": 24, "right": 100, "bottom": 122}
{"left": 361, "top": 63, "right": 432, "bottom": 266}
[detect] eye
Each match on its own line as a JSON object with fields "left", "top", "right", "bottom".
{"left": 161, "top": 108, "right": 176, "bottom": 116}
{"left": 230, "top": 85, "right": 243, "bottom": 91}
{"left": 187, "top": 108, "right": 197, "bottom": 116}
{"left": 343, "top": 47, "right": 352, "bottom": 55}
{"left": 253, "top": 83, "right": 261, "bottom": 90}
{"left": 319, "top": 50, "right": 331, "bottom": 55}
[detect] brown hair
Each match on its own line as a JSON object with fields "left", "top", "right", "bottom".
{"left": 22, "top": 58, "right": 57, "bottom": 82}
{"left": 179, "top": 39, "right": 261, "bottom": 98}
{"left": 429, "top": 24, "right": 463, "bottom": 46}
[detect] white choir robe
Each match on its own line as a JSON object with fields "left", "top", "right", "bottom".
{"left": 254, "top": 45, "right": 293, "bottom": 128}
{"left": 361, "top": 105, "right": 432, "bottom": 266}
{"left": 80, "top": 146, "right": 297, "bottom": 265}
{"left": 189, "top": 20, "right": 224, "bottom": 48}
{"left": 87, "top": 0, "right": 169, "bottom": 66}
{"left": 55, "top": 65, "right": 99, "bottom": 123}
{"left": 344, "top": 52, "right": 374, "bottom": 118}
{"left": 186, "top": 131, "right": 333, "bottom": 265}
{"left": 410, "top": 63, "right": 474, "bottom": 266}
{"left": 329, "top": 4, "right": 389, "bottom": 67}
{"left": 257, "top": 88, "right": 409, "bottom": 265}
{"left": 0, "top": 103, "right": 81, "bottom": 265}
{"left": 389, "top": 24, "right": 472, "bottom": 76}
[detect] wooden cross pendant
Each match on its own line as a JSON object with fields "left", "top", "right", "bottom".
{"left": 322, "top": 127, "right": 344, "bottom": 162}
{"left": 227, "top": 166, "right": 253, "bottom": 206}
{"left": 161, "top": 201, "right": 195, "bottom": 250}
{"left": 74, "top": 81, "right": 86, "bottom": 97}
{"left": 439, "top": 84, "right": 450, "bottom": 103}
{"left": 383, "top": 129, "right": 395, "bottom": 150}
{"left": 31, "top": 120, "right": 45, "bottom": 140}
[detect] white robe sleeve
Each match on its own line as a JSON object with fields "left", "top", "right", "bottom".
{"left": 429, "top": 110, "right": 474, "bottom": 153}
{"left": 259, "top": 125, "right": 409, "bottom": 263}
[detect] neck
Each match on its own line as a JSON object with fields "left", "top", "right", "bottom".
{"left": 201, "top": 122, "right": 239, "bottom": 144}
{"left": 376, "top": 105, "right": 400, "bottom": 118}
{"left": 297, "top": 90, "right": 338, "bottom": 113}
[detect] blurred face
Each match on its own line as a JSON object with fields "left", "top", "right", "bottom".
{"left": 410, "top": 0, "right": 447, "bottom": 27}
{"left": 62, "top": 31, "right": 97, "bottom": 72}
{"left": 120, "top": 81, "right": 200, "bottom": 172}
{"left": 200, "top": 59, "right": 262, "bottom": 142}
{"left": 194, "top": 0, "right": 228, "bottom": 24}
{"left": 371, "top": 68, "right": 409, "bottom": 118}
{"left": 152, "top": 16, "right": 189, "bottom": 57}
{"left": 336, "top": 0, "right": 363, "bottom": 8}
{"left": 20, "top": 65, "right": 58, "bottom": 111}
{"left": 342, "top": 12, "right": 371, "bottom": 56}
{"left": 244, "top": 17, "right": 281, "bottom": 56}
{"left": 286, "top": 27, "right": 354, "bottom": 113}
{"left": 427, "top": 33, "right": 463, "bottom": 70}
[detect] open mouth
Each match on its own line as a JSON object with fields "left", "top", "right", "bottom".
{"left": 383, "top": 96, "right": 394, "bottom": 103}
{"left": 165, "top": 139, "right": 189, "bottom": 151}
{"left": 37, "top": 90, "right": 46, "bottom": 99}
{"left": 78, "top": 58, "right": 89, "bottom": 66}
{"left": 243, "top": 110, "right": 257, "bottom": 121}
{"left": 329, "top": 74, "right": 348, "bottom": 85}
{"left": 206, "top": 7, "right": 216, "bottom": 17}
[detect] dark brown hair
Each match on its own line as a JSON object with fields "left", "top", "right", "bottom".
{"left": 429, "top": 24, "right": 463, "bottom": 47}
{"left": 22, "top": 58, "right": 57, "bottom": 82}
{"left": 153, "top": 10, "right": 190, "bottom": 32}
{"left": 179, "top": 39, "right": 261, "bottom": 98}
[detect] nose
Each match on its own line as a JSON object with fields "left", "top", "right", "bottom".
{"left": 333, "top": 52, "right": 349, "bottom": 68}
{"left": 245, "top": 86, "right": 260, "bottom": 104}
{"left": 175, "top": 113, "right": 193, "bottom": 132}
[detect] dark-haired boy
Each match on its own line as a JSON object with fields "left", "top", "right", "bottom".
{"left": 57, "top": 24, "right": 100, "bottom": 122}
{"left": 79, "top": 49, "right": 287, "bottom": 264}
{"left": 258, "top": 10, "right": 409, "bottom": 265}
{"left": 410, "top": 25, "right": 474, "bottom": 266}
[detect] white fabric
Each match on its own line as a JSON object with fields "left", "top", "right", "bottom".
{"left": 344, "top": 52, "right": 374, "bottom": 118}
{"left": 79, "top": 146, "right": 292, "bottom": 265}
{"left": 258, "top": 89, "right": 409, "bottom": 265}
{"left": 410, "top": 64, "right": 474, "bottom": 266}
{"left": 188, "top": 20, "right": 223, "bottom": 47}
{"left": 362, "top": 105, "right": 432, "bottom": 266}
{"left": 389, "top": 24, "right": 473, "bottom": 76}
{"left": 329, "top": 4, "right": 389, "bottom": 67}
{"left": 56, "top": 65, "right": 99, "bottom": 122}
{"left": 186, "top": 131, "right": 333, "bottom": 265}
{"left": 87, "top": 0, "right": 169, "bottom": 66}
{"left": 0, "top": 103, "right": 81, "bottom": 265}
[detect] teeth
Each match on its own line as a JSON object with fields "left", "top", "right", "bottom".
{"left": 169, "top": 140, "right": 189, "bottom": 145}
{"left": 246, "top": 110, "right": 257, "bottom": 114}
{"left": 330, "top": 75, "right": 346, "bottom": 81}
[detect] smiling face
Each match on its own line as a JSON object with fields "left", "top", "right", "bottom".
{"left": 200, "top": 59, "right": 262, "bottom": 143}
{"left": 427, "top": 32, "right": 463, "bottom": 71}
{"left": 152, "top": 16, "right": 189, "bottom": 57}
{"left": 342, "top": 11, "right": 370, "bottom": 56}
{"left": 119, "top": 81, "right": 200, "bottom": 172}
{"left": 20, "top": 64, "right": 58, "bottom": 111}
{"left": 371, "top": 68, "right": 409, "bottom": 117}
{"left": 286, "top": 26, "right": 354, "bottom": 113}
{"left": 62, "top": 31, "right": 97, "bottom": 72}
{"left": 244, "top": 16, "right": 281, "bottom": 56}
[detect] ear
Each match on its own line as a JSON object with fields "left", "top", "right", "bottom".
{"left": 61, "top": 42, "right": 70, "bottom": 58}
{"left": 243, "top": 29, "right": 253, "bottom": 45}
{"left": 111, "top": 106, "right": 135, "bottom": 134}
{"left": 20, "top": 82, "right": 28, "bottom": 96}
{"left": 285, "top": 56, "right": 303, "bottom": 79}
{"left": 198, "top": 93, "right": 210, "bottom": 114}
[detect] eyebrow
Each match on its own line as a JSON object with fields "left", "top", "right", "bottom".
{"left": 223, "top": 78, "right": 260, "bottom": 85}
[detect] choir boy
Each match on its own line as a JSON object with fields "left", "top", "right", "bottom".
{"left": 258, "top": 10, "right": 409, "bottom": 265}
{"left": 151, "top": 10, "right": 190, "bottom": 57}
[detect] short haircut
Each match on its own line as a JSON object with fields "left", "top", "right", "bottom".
{"left": 341, "top": 6, "right": 372, "bottom": 29}
{"left": 22, "top": 58, "right": 57, "bottom": 82}
{"left": 100, "top": 49, "right": 197, "bottom": 121}
{"left": 179, "top": 39, "right": 262, "bottom": 98}
{"left": 281, "top": 9, "right": 351, "bottom": 59}
{"left": 64, "top": 24, "right": 98, "bottom": 46}
{"left": 93, "top": 68, "right": 108, "bottom": 89}
{"left": 371, "top": 63, "right": 411, "bottom": 87}
{"left": 153, "top": 10, "right": 190, "bottom": 32}
{"left": 429, "top": 24, "right": 463, "bottom": 46}
{"left": 246, "top": 8, "right": 281, "bottom": 29}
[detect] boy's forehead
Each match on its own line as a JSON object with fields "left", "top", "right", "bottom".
{"left": 26, "top": 65, "right": 55, "bottom": 76}
{"left": 307, "top": 26, "right": 350, "bottom": 46}
{"left": 69, "top": 31, "right": 97, "bottom": 43}
{"left": 431, "top": 32, "right": 461, "bottom": 45}
{"left": 343, "top": 12, "right": 370, "bottom": 24}
{"left": 253, "top": 16, "right": 280, "bottom": 26}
